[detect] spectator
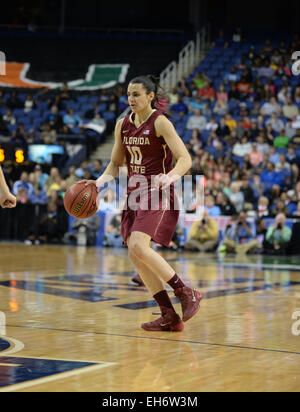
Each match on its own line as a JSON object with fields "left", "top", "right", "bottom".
{"left": 45, "top": 167, "right": 61, "bottom": 190}
{"left": 271, "top": 199, "right": 289, "bottom": 217}
{"left": 273, "top": 130, "right": 290, "bottom": 149}
{"left": 47, "top": 105, "right": 63, "bottom": 131}
{"left": 213, "top": 99, "right": 229, "bottom": 116}
{"left": 240, "top": 175, "right": 256, "bottom": 208}
{"left": 188, "top": 97, "right": 204, "bottom": 114}
{"left": 203, "top": 195, "right": 221, "bottom": 217}
{"left": 12, "top": 172, "right": 34, "bottom": 199}
{"left": 198, "top": 80, "right": 216, "bottom": 101}
{"left": 260, "top": 162, "right": 282, "bottom": 191}
{"left": 257, "top": 196, "right": 270, "bottom": 217}
{"left": 255, "top": 134, "right": 270, "bottom": 156}
{"left": 215, "top": 192, "right": 237, "bottom": 215}
{"left": 63, "top": 214, "right": 101, "bottom": 246}
{"left": 290, "top": 128, "right": 300, "bottom": 147}
{"left": 216, "top": 84, "right": 228, "bottom": 102}
{"left": 7, "top": 91, "right": 22, "bottom": 109}
{"left": 16, "top": 187, "right": 29, "bottom": 204}
{"left": 169, "top": 95, "right": 188, "bottom": 115}
{"left": 205, "top": 116, "right": 218, "bottom": 132}
{"left": 103, "top": 214, "right": 123, "bottom": 247}
{"left": 260, "top": 97, "right": 282, "bottom": 116}
{"left": 2, "top": 109, "right": 16, "bottom": 126}
{"left": 282, "top": 97, "right": 299, "bottom": 120}
{"left": 224, "top": 113, "right": 237, "bottom": 131}
{"left": 63, "top": 108, "right": 83, "bottom": 129}
{"left": 216, "top": 118, "right": 230, "bottom": 138}
{"left": 264, "top": 213, "right": 292, "bottom": 254}
{"left": 293, "top": 201, "right": 300, "bottom": 216}
{"left": 24, "top": 200, "right": 65, "bottom": 245}
{"left": 65, "top": 165, "right": 79, "bottom": 189}
{"left": 186, "top": 109, "right": 207, "bottom": 131}
{"left": 222, "top": 210, "right": 259, "bottom": 254}
{"left": 249, "top": 144, "right": 263, "bottom": 168}
{"left": 275, "top": 154, "right": 291, "bottom": 173}
{"left": 24, "top": 94, "right": 35, "bottom": 113}
{"left": 229, "top": 182, "right": 244, "bottom": 212}
{"left": 285, "top": 120, "right": 296, "bottom": 139}
{"left": 232, "top": 135, "right": 252, "bottom": 158}
{"left": 194, "top": 72, "right": 209, "bottom": 90}
{"left": 185, "top": 209, "right": 219, "bottom": 252}
{"left": 40, "top": 123, "right": 57, "bottom": 144}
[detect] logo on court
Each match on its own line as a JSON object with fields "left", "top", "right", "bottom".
{"left": 0, "top": 311, "right": 6, "bottom": 335}
{"left": 0, "top": 51, "right": 6, "bottom": 75}
{"left": 291, "top": 52, "right": 300, "bottom": 76}
{"left": 291, "top": 310, "right": 300, "bottom": 336}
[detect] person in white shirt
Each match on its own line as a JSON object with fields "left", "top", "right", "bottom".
{"left": 282, "top": 97, "right": 299, "bottom": 120}
{"left": 260, "top": 97, "right": 282, "bottom": 116}
{"left": 186, "top": 109, "right": 207, "bottom": 131}
{"left": 266, "top": 113, "right": 285, "bottom": 134}
{"left": 233, "top": 135, "right": 252, "bottom": 157}
{"left": 205, "top": 116, "right": 218, "bottom": 132}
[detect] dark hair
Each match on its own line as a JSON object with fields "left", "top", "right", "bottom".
{"left": 129, "top": 75, "right": 163, "bottom": 109}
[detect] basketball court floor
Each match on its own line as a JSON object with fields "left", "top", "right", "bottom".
{"left": 0, "top": 243, "right": 299, "bottom": 392}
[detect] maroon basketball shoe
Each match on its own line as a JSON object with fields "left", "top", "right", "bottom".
{"left": 174, "top": 287, "right": 202, "bottom": 322}
{"left": 131, "top": 273, "right": 144, "bottom": 286}
{"left": 141, "top": 307, "right": 184, "bottom": 332}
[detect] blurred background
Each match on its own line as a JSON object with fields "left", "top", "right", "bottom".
{"left": 0, "top": 0, "right": 300, "bottom": 257}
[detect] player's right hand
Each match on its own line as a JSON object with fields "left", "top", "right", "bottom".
{"left": 82, "top": 180, "right": 100, "bottom": 193}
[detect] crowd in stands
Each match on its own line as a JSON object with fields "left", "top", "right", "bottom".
{"left": 1, "top": 30, "right": 300, "bottom": 255}
{"left": 0, "top": 84, "right": 127, "bottom": 154}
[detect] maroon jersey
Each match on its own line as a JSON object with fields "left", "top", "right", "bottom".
{"left": 120, "top": 110, "right": 179, "bottom": 246}
{"left": 121, "top": 110, "right": 173, "bottom": 190}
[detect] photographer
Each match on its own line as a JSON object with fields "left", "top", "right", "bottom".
{"left": 222, "top": 210, "right": 259, "bottom": 254}
{"left": 185, "top": 209, "right": 219, "bottom": 252}
{"left": 103, "top": 213, "right": 123, "bottom": 247}
{"left": 63, "top": 213, "right": 101, "bottom": 246}
{"left": 264, "top": 213, "right": 292, "bottom": 255}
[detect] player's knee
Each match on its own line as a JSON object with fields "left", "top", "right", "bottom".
{"left": 129, "top": 241, "right": 145, "bottom": 260}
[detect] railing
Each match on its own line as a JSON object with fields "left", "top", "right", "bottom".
{"left": 160, "top": 27, "right": 208, "bottom": 92}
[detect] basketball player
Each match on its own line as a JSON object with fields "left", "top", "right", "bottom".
{"left": 0, "top": 165, "right": 16, "bottom": 208}
{"left": 86, "top": 75, "right": 202, "bottom": 331}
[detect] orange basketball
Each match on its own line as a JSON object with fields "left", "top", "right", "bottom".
{"left": 64, "top": 181, "right": 99, "bottom": 219}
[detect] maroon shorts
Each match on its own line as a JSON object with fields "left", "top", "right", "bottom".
{"left": 121, "top": 187, "right": 180, "bottom": 247}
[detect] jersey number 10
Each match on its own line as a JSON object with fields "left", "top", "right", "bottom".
{"left": 127, "top": 146, "right": 142, "bottom": 165}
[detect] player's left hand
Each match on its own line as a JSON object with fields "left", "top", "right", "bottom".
{"left": 154, "top": 173, "right": 176, "bottom": 190}
{"left": 0, "top": 192, "right": 17, "bottom": 208}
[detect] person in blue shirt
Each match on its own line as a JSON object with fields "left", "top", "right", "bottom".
{"left": 260, "top": 162, "right": 282, "bottom": 191}
{"left": 169, "top": 95, "right": 188, "bottom": 115}
{"left": 12, "top": 172, "right": 34, "bottom": 199}
{"left": 63, "top": 108, "right": 83, "bottom": 129}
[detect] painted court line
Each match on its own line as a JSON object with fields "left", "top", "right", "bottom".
{"left": 5, "top": 324, "right": 300, "bottom": 357}
{"left": 0, "top": 361, "right": 116, "bottom": 392}
{"left": 0, "top": 336, "right": 25, "bottom": 356}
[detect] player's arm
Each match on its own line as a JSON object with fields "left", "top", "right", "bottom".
{"left": 85, "top": 119, "right": 125, "bottom": 190}
{"left": 0, "top": 166, "right": 17, "bottom": 208}
{"left": 154, "top": 115, "right": 192, "bottom": 188}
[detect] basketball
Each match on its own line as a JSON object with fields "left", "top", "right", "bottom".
{"left": 64, "top": 181, "right": 99, "bottom": 219}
